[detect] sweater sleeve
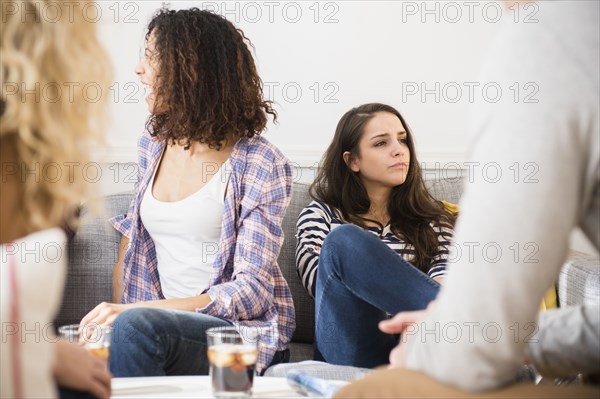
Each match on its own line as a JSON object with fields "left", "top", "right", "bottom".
{"left": 295, "top": 201, "right": 333, "bottom": 298}
{"left": 527, "top": 305, "right": 600, "bottom": 378}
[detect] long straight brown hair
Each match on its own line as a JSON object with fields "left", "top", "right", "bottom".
{"left": 310, "top": 103, "right": 456, "bottom": 273}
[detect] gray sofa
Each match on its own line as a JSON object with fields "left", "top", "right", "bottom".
{"left": 56, "top": 178, "right": 600, "bottom": 365}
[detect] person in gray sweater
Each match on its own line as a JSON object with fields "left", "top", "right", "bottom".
{"left": 377, "top": 0, "right": 599, "bottom": 392}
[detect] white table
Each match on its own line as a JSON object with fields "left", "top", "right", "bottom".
{"left": 111, "top": 376, "right": 306, "bottom": 398}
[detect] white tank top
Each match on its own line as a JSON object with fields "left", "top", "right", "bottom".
{"left": 140, "top": 159, "right": 231, "bottom": 299}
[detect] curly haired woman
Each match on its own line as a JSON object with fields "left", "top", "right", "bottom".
{"left": 80, "top": 8, "right": 295, "bottom": 377}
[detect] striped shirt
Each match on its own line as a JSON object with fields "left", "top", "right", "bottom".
{"left": 110, "top": 131, "right": 295, "bottom": 373}
{"left": 296, "top": 200, "right": 454, "bottom": 298}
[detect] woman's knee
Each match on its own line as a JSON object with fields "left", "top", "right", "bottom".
{"left": 112, "top": 307, "right": 165, "bottom": 344}
{"left": 323, "top": 224, "right": 366, "bottom": 248}
{"left": 320, "top": 225, "right": 370, "bottom": 274}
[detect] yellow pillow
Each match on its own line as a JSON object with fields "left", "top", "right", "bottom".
{"left": 540, "top": 286, "right": 558, "bottom": 311}
{"left": 441, "top": 200, "right": 460, "bottom": 215}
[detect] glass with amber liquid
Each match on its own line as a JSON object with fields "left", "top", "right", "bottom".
{"left": 58, "top": 324, "right": 111, "bottom": 361}
{"left": 207, "top": 327, "right": 258, "bottom": 399}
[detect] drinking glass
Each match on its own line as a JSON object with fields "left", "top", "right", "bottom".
{"left": 206, "top": 327, "right": 258, "bottom": 399}
{"left": 58, "top": 324, "right": 111, "bottom": 361}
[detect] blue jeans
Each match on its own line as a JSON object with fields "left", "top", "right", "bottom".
{"left": 109, "top": 308, "right": 289, "bottom": 377}
{"left": 315, "top": 224, "right": 440, "bottom": 368}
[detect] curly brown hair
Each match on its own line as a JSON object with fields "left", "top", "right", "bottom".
{"left": 146, "top": 8, "right": 276, "bottom": 149}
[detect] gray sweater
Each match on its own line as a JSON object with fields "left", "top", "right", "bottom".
{"left": 404, "top": 0, "right": 599, "bottom": 390}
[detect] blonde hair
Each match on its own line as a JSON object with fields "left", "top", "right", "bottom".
{"left": 1, "top": 0, "right": 112, "bottom": 232}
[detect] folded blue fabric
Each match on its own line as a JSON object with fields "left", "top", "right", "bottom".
{"left": 286, "top": 370, "right": 348, "bottom": 398}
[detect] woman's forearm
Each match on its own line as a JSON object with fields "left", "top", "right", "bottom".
{"left": 134, "top": 293, "right": 212, "bottom": 312}
{"left": 112, "top": 236, "right": 128, "bottom": 303}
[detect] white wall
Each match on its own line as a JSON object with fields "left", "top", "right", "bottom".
{"left": 90, "top": 1, "right": 598, "bottom": 255}
{"left": 95, "top": 0, "right": 509, "bottom": 167}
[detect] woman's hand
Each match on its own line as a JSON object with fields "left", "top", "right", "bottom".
{"left": 81, "top": 295, "right": 212, "bottom": 330}
{"left": 378, "top": 300, "right": 438, "bottom": 368}
{"left": 53, "top": 340, "right": 112, "bottom": 398}
{"left": 80, "top": 302, "right": 130, "bottom": 328}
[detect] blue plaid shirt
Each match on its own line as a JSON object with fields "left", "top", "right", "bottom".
{"left": 110, "top": 132, "right": 296, "bottom": 372}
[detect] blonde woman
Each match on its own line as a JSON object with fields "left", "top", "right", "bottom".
{"left": 1, "top": 1, "right": 112, "bottom": 397}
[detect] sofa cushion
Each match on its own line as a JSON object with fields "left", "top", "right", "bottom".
{"left": 424, "top": 177, "right": 464, "bottom": 205}
{"left": 279, "top": 183, "right": 315, "bottom": 343}
{"left": 558, "top": 251, "right": 600, "bottom": 307}
{"left": 56, "top": 193, "right": 131, "bottom": 326}
{"left": 289, "top": 342, "right": 314, "bottom": 363}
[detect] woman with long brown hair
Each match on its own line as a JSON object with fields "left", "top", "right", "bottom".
{"left": 80, "top": 8, "right": 295, "bottom": 377}
{"left": 296, "top": 103, "right": 456, "bottom": 368}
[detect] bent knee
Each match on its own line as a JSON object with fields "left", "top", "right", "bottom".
{"left": 319, "top": 225, "right": 368, "bottom": 275}
{"left": 113, "top": 307, "right": 165, "bottom": 336}
{"left": 323, "top": 224, "right": 366, "bottom": 249}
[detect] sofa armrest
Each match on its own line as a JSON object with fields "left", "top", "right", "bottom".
{"left": 558, "top": 250, "right": 600, "bottom": 307}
